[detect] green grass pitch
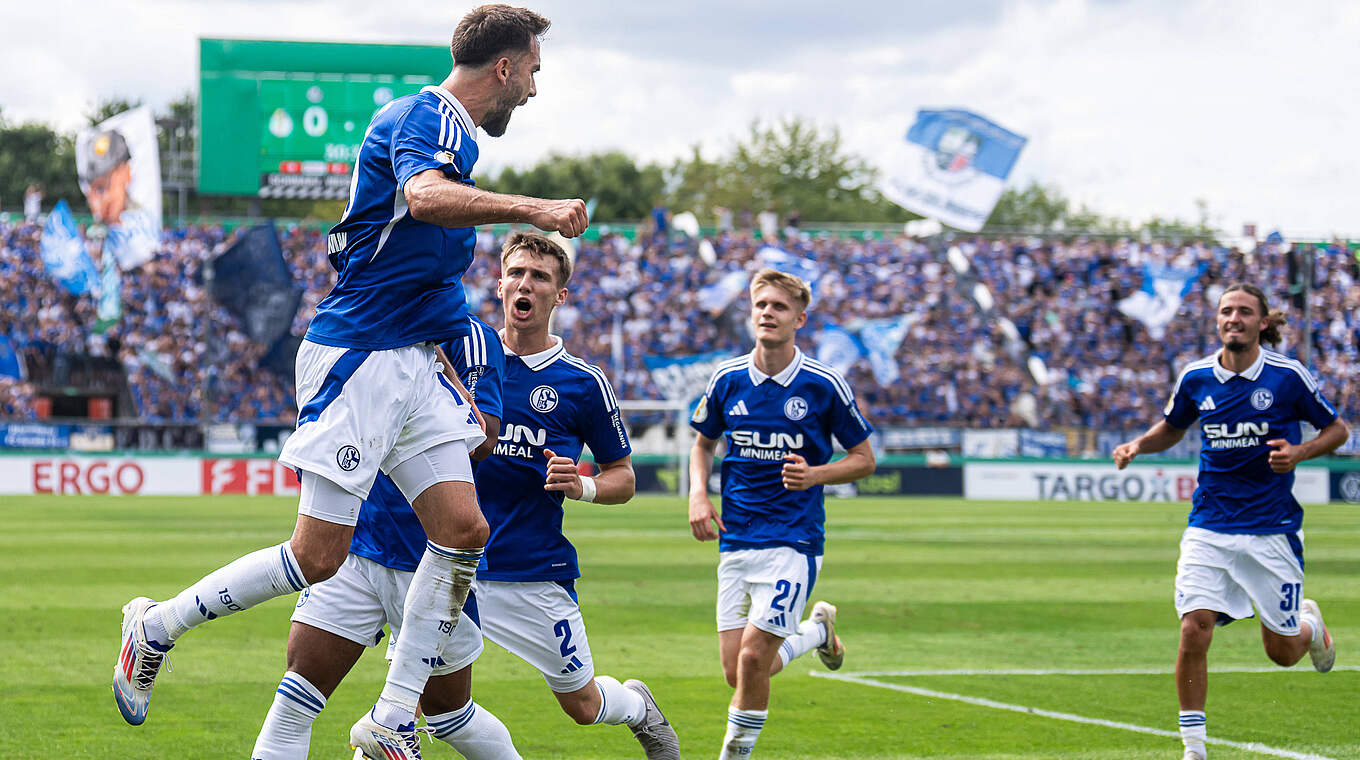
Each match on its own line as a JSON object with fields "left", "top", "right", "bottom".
{"left": 2, "top": 494, "right": 1356, "bottom": 759}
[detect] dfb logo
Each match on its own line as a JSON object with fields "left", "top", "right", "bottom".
{"left": 336, "top": 445, "right": 360, "bottom": 472}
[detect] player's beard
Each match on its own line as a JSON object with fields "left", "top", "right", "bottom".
{"left": 481, "top": 89, "right": 521, "bottom": 137}
{"left": 1224, "top": 337, "right": 1251, "bottom": 353}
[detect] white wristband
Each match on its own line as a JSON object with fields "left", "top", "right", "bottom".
{"left": 577, "top": 475, "right": 597, "bottom": 503}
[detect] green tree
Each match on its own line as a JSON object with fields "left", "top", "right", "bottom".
{"left": 1138, "top": 198, "right": 1217, "bottom": 242}
{"left": 668, "top": 118, "right": 907, "bottom": 223}
{"left": 486, "top": 151, "right": 665, "bottom": 222}
{"left": 0, "top": 109, "right": 80, "bottom": 214}
{"left": 984, "top": 181, "right": 1070, "bottom": 232}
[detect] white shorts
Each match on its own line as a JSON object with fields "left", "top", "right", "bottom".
{"left": 279, "top": 340, "right": 485, "bottom": 501}
{"left": 716, "top": 547, "right": 822, "bottom": 638}
{"left": 471, "top": 579, "right": 596, "bottom": 693}
{"left": 1175, "top": 526, "right": 1307, "bottom": 636}
{"left": 291, "top": 554, "right": 483, "bottom": 675}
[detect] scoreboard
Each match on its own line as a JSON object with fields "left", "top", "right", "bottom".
{"left": 199, "top": 39, "right": 450, "bottom": 198}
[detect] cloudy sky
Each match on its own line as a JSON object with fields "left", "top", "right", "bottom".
{"left": 3, "top": 0, "right": 1357, "bottom": 235}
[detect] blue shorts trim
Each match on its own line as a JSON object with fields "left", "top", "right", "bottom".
{"left": 296, "top": 348, "right": 370, "bottom": 427}
{"left": 1286, "top": 532, "right": 1305, "bottom": 572}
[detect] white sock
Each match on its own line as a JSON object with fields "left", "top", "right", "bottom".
{"left": 375, "top": 541, "right": 481, "bottom": 729}
{"left": 427, "top": 701, "right": 522, "bottom": 760}
{"left": 1179, "top": 710, "right": 1207, "bottom": 756}
{"left": 777, "top": 620, "right": 827, "bottom": 669}
{"left": 720, "top": 707, "right": 767, "bottom": 759}
{"left": 592, "top": 675, "right": 647, "bottom": 727}
{"left": 151, "top": 542, "right": 307, "bottom": 645}
{"left": 250, "top": 672, "right": 325, "bottom": 760}
{"left": 1300, "top": 611, "right": 1321, "bottom": 644}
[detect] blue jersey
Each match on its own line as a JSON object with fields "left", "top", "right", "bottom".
{"left": 350, "top": 316, "right": 504, "bottom": 571}
{"left": 307, "top": 87, "right": 481, "bottom": 350}
{"left": 690, "top": 349, "right": 873, "bottom": 556}
{"left": 1164, "top": 348, "right": 1338, "bottom": 534}
{"left": 475, "top": 337, "right": 631, "bottom": 582}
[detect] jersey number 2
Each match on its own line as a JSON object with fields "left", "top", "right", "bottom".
{"left": 553, "top": 619, "right": 577, "bottom": 657}
{"left": 771, "top": 579, "right": 802, "bottom": 612}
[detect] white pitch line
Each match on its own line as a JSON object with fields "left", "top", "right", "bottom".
{"left": 811, "top": 672, "right": 1340, "bottom": 760}
{"left": 831, "top": 665, "right": 1360, "bottom": 677}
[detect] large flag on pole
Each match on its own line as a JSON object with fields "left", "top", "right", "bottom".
{"left": 1118, "top": 263, "right": 1206, "bottom": 339}
{"left": 813, "top": 324, "right": 863, "bottom": 376}
{"left": 39, "top": 200, "right": 98, "bottom": 295}
{"left": 858, "top": 314, "right": 918, "bottom": 385}
{"left": 76, "top": 106, "right": 161, "bottom": 270}
{"left": 696, "top": 270, "right": 749, "bottom": 315}
{"left": 880, "top": 109, "right": 1027, "bottom": 232}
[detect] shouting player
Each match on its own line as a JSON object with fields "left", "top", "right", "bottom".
{"left": 448, "top": 231, "right": 680, "bottom": 759}
{"left": 689, "top": 268, "right": 876, "bottom": 760}
{"left": 1113, "top": 283, "right": 1350, "bottom": 760}
{"left": 113, "top": 7, "right": 589, "bottom": 759}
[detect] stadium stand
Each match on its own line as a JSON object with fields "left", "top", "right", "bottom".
{"left": 2, "top": 217, "right": 1357, "bottom": 439}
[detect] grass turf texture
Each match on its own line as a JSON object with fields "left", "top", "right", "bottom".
{"left": 1, "top": 495, "right": 1356, "bottom": 759}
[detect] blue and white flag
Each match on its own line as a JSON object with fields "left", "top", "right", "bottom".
{"left": 95, "top": 251, "right": 122, "bottom": 332}
{"left": 757, "top": 245, "right": 821, "bottom": 293}
{"left": 0, "top": 337, "right": 24, "bottom": 380}
{"left": 859, "top": 314, "right": 918, "bottom": 385}
{"left": 814, "top": 324, "right": 864, "bottom": 376}
{"left": 40, "top": 199, "right": 98, "bottom": 296}
{"left": 643, "top": 351, "right": 732, "bottom": 405}
{"left": 880, "top": 108, "right": 1027, "bottom": 232}
{"left": 1118, "top": 263, "right": 1206, "bottom": 339}
{"left": 697, "top": 270, "right": 748, "bottom": 315}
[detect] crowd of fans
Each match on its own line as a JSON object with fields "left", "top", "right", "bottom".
{"left": 0, "top": 221, "right": 294, "bottom": 423}
{"left": 2, "top": 216, "right": 1357, "bottom": 442}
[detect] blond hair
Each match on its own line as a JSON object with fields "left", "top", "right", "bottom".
{"left": 749, "top": 268, "right": 811, "bottom": 311}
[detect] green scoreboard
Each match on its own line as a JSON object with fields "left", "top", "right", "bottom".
{"left": 199, "top": 38, "right": 451, "bottom": 198}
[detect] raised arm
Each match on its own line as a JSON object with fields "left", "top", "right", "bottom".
{"left": 688, "top": 433, "right": 724, "bottom": 541}
{"left": 1113, "top": 420, "right": 1188, "bottom": 469}
{"left": 404, "top": 169, "right": 588, "bottom": 237}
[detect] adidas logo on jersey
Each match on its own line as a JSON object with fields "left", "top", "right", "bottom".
{"left": 1199, "top": 396, "right": 1216, "bottom": 411}
{"left": 728, "top": 400, "right": 749, "bottom": 416}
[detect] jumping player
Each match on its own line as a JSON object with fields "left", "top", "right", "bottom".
{"left": 113, "top": 7, "right": 589, "bottom": 759}
{"left": 249, "top": 315, "right": 514, "bottom": 760}
{"left": 1113, "top": 283, "right": 1350, "bottom": 760}
{"left": 688, "top": 268, "right": 876, "bottom": 760}
{"left": 252, "top": 233, "right": 680, "bottom": 760}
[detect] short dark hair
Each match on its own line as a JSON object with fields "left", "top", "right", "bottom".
{"left": 451, "top": 5, "right": 550, "bottom": 68}
{"left": 501, "top": 231, "right": 571, "bottom": 286}
{"left": 1221, "top": 282, "right": 1284, "bottom": 346}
